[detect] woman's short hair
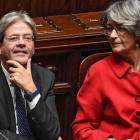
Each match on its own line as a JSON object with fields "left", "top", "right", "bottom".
{"left": 0, "top": 10, "right": 37, "bottom": 42}
{"left": 100, "top": 0, "right": 140, "bottom": 37}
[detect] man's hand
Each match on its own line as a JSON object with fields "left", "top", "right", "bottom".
{"left": 7, "top": 59, "right": 37, "bottom": 93}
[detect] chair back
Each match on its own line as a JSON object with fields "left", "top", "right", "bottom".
{"left": 79, "top": 52, "right": 111, "bottom": 87}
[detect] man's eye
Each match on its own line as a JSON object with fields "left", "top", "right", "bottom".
{"left": 9, "top": 36, "right": 18, "bottom": 41}
{"left": 24, "top": 36, "right": 31, "bottom": 41}
{"left": 26, "top": 37, "right": 31, "bottom": 40}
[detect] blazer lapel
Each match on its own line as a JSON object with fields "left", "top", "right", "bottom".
{"left": 31, "top": 65, "right": 42, "bottom": 91}
{"left": 26, "top": 65, "right": 42, "bottom": 134}
{"left": 0, "top": 64, "right": 16, "bottom": 132}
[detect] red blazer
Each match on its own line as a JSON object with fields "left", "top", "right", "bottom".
{"left": 72, "top": 53, "right": 140, "bottom": 140}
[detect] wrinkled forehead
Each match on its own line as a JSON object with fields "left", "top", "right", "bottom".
{"left": 5, "top": 20, "right": 33, "bottom": 37}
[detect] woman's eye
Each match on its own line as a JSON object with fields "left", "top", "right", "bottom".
{"left": 107, "top": 27, "right": 113, "bottom": 32}
{"left": 117, "top": 26, "right": 125, "bottom": 31}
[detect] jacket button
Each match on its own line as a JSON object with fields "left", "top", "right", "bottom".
{"left": 31, "top": 117, "right": 38, "bottom": 123}
{"left": 135, "top": 94, "right": 140, "bottom": 102}
{"left": 31, "top": 117, "right": 36, "bottom": 121}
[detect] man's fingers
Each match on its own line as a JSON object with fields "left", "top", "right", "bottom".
{"left": 26, "top": 58, "right": 31, "bottom": 71}
{"left": 7, "top": 60, "right": 22, "bottom": 68}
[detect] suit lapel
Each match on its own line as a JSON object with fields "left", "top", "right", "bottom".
{"left": 0, "top": 64, "right": 16, "bottom": 132}
{"left": 31, "top": 65, "right": 42, "bottom": 91}
{"left": 26, "top": 65, "right": 42, "bottom": 133}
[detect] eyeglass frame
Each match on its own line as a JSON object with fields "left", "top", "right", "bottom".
{"left": 103, "top": 25, "right": 127, "bottom": 37}
{"left": 4, "top": 34, "right": 34, "bottom": 43}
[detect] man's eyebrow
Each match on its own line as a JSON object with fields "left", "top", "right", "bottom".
{"left": 9, "top": 34, "right": 19, "bottom": 36}
{"left": 23, "top": 33, "right": 32, "bottom": 36}
{"left": 9, "top": 33, "right": 32, "bottom": 36}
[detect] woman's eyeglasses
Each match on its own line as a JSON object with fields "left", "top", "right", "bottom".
{"left": 103, "top": 25, "right": 126, "bottom": 37}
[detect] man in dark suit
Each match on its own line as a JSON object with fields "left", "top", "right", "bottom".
{"left": 0, "top": 11, "right": 60, "bottom": 140}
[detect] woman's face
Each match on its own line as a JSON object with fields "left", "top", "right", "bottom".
{"left": 107, "top": 20, "right": 138, "bottom": 56}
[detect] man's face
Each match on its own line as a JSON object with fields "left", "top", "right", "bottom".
{"left": 0, "top": 20, "right": 35, "bottom": 68}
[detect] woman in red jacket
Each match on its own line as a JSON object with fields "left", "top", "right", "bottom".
{"left": 72, "top": 0, "right": 140, "bottom": 140}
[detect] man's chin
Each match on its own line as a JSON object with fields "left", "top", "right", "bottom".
{"left": 13, "top": 59, "right": 28, "bottom": 66}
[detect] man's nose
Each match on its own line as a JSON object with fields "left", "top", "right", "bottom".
{"left": 16, "top": 37, "right": 25, "bottom": 45}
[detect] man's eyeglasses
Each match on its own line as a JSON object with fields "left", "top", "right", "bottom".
{"left": 5, "top": 34, "right": 34, "bottom": 43}
{"left": 103, "top": 25, "right": 126, "bottom": 37}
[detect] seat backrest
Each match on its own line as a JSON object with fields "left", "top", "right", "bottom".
{"left": 79, "top": 52, "right": 111, "bottom": 87}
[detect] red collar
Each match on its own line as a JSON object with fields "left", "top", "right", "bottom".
{"left": 106, "top": 53, "right": 130, "bottom": 78}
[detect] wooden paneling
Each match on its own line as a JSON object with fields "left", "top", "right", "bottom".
{"left": 76, "top": 0, "right": 99, "bottom": 13}
{"left": 16, "top": 0, "right": 31, "bottom": 11}
{"left": 0, "top": 0, "right": 31, "bottom": 17}
{"left": 48, "top": 0, "right": 70, "bottom": 15}
{"left": 0, "top": 0, "right": 113, "bottom": 18}
{"left": 0, "top": 0, "right": 6, "bottom": 17}
{"left": 30, "top": 0, "right": 49, "bottom": 17}
{"left": 76, "top": 0, "right": 114, "bottom": 13}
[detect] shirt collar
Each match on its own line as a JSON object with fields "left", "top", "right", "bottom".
{"left": 1, "top": 63, "right": 13, "bottom": 86}
{"left": 106, "top": 53, "right": 131, "bottom": 78}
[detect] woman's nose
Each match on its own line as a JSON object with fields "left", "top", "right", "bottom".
{"left": 110, "top": 29, "right": 118, "bottom": 38}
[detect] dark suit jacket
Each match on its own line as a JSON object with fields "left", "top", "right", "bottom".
{"left": 0, "top": 63, "right": 60, "bottom": 140}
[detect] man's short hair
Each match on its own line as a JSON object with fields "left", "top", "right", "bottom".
{"left": 0, "top": 11, "right": 37, "bottom": 42}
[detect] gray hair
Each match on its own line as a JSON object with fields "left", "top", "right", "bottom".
{"left": 100, "top": 0, "right": 140, "bottom": 37}
{"left": 0, "top": 11, "right": 37, "bottom": 42}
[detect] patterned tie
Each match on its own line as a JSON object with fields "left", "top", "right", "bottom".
{"left": 15, "top": 85, "right": 32, "bottom": 136}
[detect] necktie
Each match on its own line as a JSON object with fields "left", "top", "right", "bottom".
{"left": 15, "top": 86, "right": 32, "bottom": 136}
